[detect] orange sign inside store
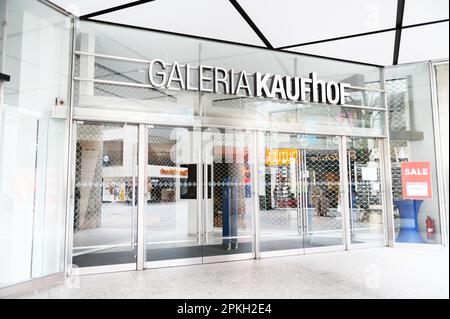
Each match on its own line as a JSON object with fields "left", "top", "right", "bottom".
{"left": 265, "top": 148, "right": 299, "bottom": 166}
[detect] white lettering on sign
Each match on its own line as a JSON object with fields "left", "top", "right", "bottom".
{"left": 148, "top": 59, "right": 351, "bottom": 105}
{"left": 404, "top": 168, "right": 429, "bottom": 176}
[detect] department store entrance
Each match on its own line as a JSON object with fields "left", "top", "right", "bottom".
{"left": 69, "top": 121, "right": 386, "bottom": 274}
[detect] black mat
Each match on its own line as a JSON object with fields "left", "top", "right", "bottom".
{"left": 72, "top": 237, "right": 344, "bottom": 268}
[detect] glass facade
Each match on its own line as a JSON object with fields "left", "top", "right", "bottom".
{"left": 386, "top": 63, "right": 444, "bottom": 244}
{"left": 434, "top": 63, "right": 449, "bottom": 244}
{"left": 0, "top": 0, "right": 71, "bottom": 288}
{"left": 73, "top": 21, "right": 386, "bottom": 136}
{"left": 0, "top": 0, "right": 447, "bottom": 293}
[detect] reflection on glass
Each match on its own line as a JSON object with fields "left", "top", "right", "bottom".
{"left": 386, "top": 64, "right": 442, "bottom": 244}
{"left": 202, "top": 128, "right": 254, "bottom": 257}
{"left": 72, "top": 123, "right": 138, "bottom": 267}
{"left": 146, "top": 126, "right": 202, "bottom": 262}
{"left": 258, "top": 133, "right": 344, "bottom": 253}
{"left": 347, "top": 137, "right": 384, "bottom": 244}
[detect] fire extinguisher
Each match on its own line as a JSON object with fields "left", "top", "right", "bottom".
{"left": 425, "top": 216, "right": 435, "bottom": 240}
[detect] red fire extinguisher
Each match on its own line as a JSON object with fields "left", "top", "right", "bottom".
{"left": 425, "top": 216, "right": 435, "bottom": 240}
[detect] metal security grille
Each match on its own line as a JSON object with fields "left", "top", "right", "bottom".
{"left": 73, "top": 123, "right": 136, "bottom": 249}
{"left": 304, "top": 149, "right": 342, "bottom": 234}
{"left": 210, "top": 131, "right": 251, "bottom": 230}
{"left": 346, "top": 137, "right": 384, "bottom": 243}
{"left": 259, "top": 134, "right": 343, "bottom": 242}
{"left": 385, "top": 78, "right": 410, "bottom": 232}
{"left": 386, "top": 78, "right": 409, "bottom": 201}
{"left": 147, "top": 127, "right": 180, "bottom": 205}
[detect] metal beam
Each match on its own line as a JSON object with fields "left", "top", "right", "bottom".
{"left": 228, "top": 0, "right": 273, "bottom": 49}
{"left": 0, "top": 72, "right": 10, "bottom": 82}
{"left": 80, "top": 0, "right": 155, "bottom": 20}
{"left": 393, "top": 0, "right": 406, "bottom": 65}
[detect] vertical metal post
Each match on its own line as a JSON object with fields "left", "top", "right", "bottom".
{"left": 428, "top": 62, "right": 448, "bottom": 247}
{"left": 302, "top": 151, "right": 308, "bottom": 247}
{"left": 203, "top": 137, "right": 208, "bottom": 244}
{"left": 0, "top": 0, "right": 8, "bottom": 148}
{"left": 378, "top": 138, "right": 391, "bottom": 247}
{"left": 136, "top": 124, "right": 147, "bottom": 270}
{"left": 380, "top": 69, "right": 396, "bottom": 248}
{"left": 251, "top": 130, "right": 260, "bottom": 259}
{"left": 131, "top": 139, "right": 136, "bottom": 249}
{"left": 340, "top": 136, "right": 351, "bottom": 249}
{"left": 195, "top": 127, "right": 203, "bottom": 252}
{"left": 297, "top": 147, "right": 305, "bottom": 251}
{"left": 64, "top": 17, "right": 77, "bottom": 276}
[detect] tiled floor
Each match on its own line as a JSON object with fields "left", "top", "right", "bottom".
{"left": 9, "top": 247, "right": 449, "bottom": 299}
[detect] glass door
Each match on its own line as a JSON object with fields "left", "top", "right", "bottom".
{"left": 258, "top": 132, "right": 304, "bottom": 256}
{"left": 346, "top": 137, "right": 385, "bottom": 246}
{"left": 299, "top": 135, "right": 345, "bottom": 252}
{"left": 71, "top": 121, "right": 138, "bottom": 272}
{"left": 258, "top": 132, "right": 345, "bottom": 257}
{"left": 201, "top": 128, "right": 255, "bottom": 262}
{"left": 145, "top": 126, "right": 203, "bottom": 267}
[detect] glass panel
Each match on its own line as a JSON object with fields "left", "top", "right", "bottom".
{"left": 202, "top": 128, "right": 254, "bottom": 257}
{"left": 203, "top": 98, "right": 385, "bottom": 136}
{"left": 72, "top": 122, "right": 138, "bottom": 267}
{"left": 258, "top": 133, "right": 344, "bottom": 253}
{"left": 434, "top": 63, "right": 449, "bottom": 244}
{"left": 347, "top": 137, "right": 385, "bottom": 244}
{"left": 386, "top": 63, "right": 442, "bottom": 244}
{"left": 301, "top": 135, "right": 344, "bottom": 248}
{"left": 258, "top": 132, "right": 303, "bottom": 253}
{"left": 74, "top": 21, "right": 386, "bottom": 137}
{"left": 0, "top": 0, "right": 70, "bottom": 288}
{"left": 145, "top": 126, "right": 202, "bottom": 262}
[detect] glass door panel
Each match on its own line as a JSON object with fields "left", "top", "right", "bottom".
{"left": 72, "top": 122, "right": 138, "bottom": 269}
{"left": 300, "top": 135, "right": 345, "bottom": 250}
{"left": 202, "top": 128, "right": 254, "bottom": 260}
{"left": 258, "top": 132, "right": 345, "bottom": 256}
{"left": 258, "top": 132, "right": 304, "bottom": 255}
{"left": 347, "top": 137, "right": 385, "bottom": 245}
{"left": 145, "top": 126, "right": 202, "bottom": 265}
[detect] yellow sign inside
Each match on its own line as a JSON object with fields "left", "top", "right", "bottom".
{"left": 265, "top": 148, "right": 299, "bottom": 166}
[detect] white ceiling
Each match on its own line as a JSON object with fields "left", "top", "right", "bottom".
{"left": 238, "top": 0, "right": 398, "bottom": 48}
{"left": 403, "top": 0, "right": 449, "bottom": 25}
{"left": 48, "top": 0, "right": 449, "bottom": 66}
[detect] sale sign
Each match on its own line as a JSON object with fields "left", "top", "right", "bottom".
{"left": 401, "top": 161, "right": 432, "bottom": 199}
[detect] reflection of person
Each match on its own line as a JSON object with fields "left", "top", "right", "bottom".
{"left": 74, "top": 186, "right": 80, "bottom": 231}
{"left": 113, "top": 185, "right": 119, "bottom": 201}
{"left": 311, "top": 186, "right": 329, "bottom": 216}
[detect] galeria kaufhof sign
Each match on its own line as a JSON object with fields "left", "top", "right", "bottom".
{"left": 148, "top": 59, "right": 351, "bottom": 105}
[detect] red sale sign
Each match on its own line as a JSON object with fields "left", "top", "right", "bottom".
{"left": 401, "top": 161, "right": 432, "bottom": 199}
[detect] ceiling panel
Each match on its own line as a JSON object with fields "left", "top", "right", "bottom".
{"left": 398, "top": 22, "right": 449, "bottom": 64}
{"left": 287, "top": 31, "right": 396, "bottom": 66}
{"left": 238, "top": 0, "right": 397, "bottom": 48}
{"left": 403, "top": 0, "right": 449, "bottom": 26}
{"left": 93, "top": 0, "right": 264, "bottom": 46}
{"left": 48, "top": 0, "right": 136, "bottom": 16}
